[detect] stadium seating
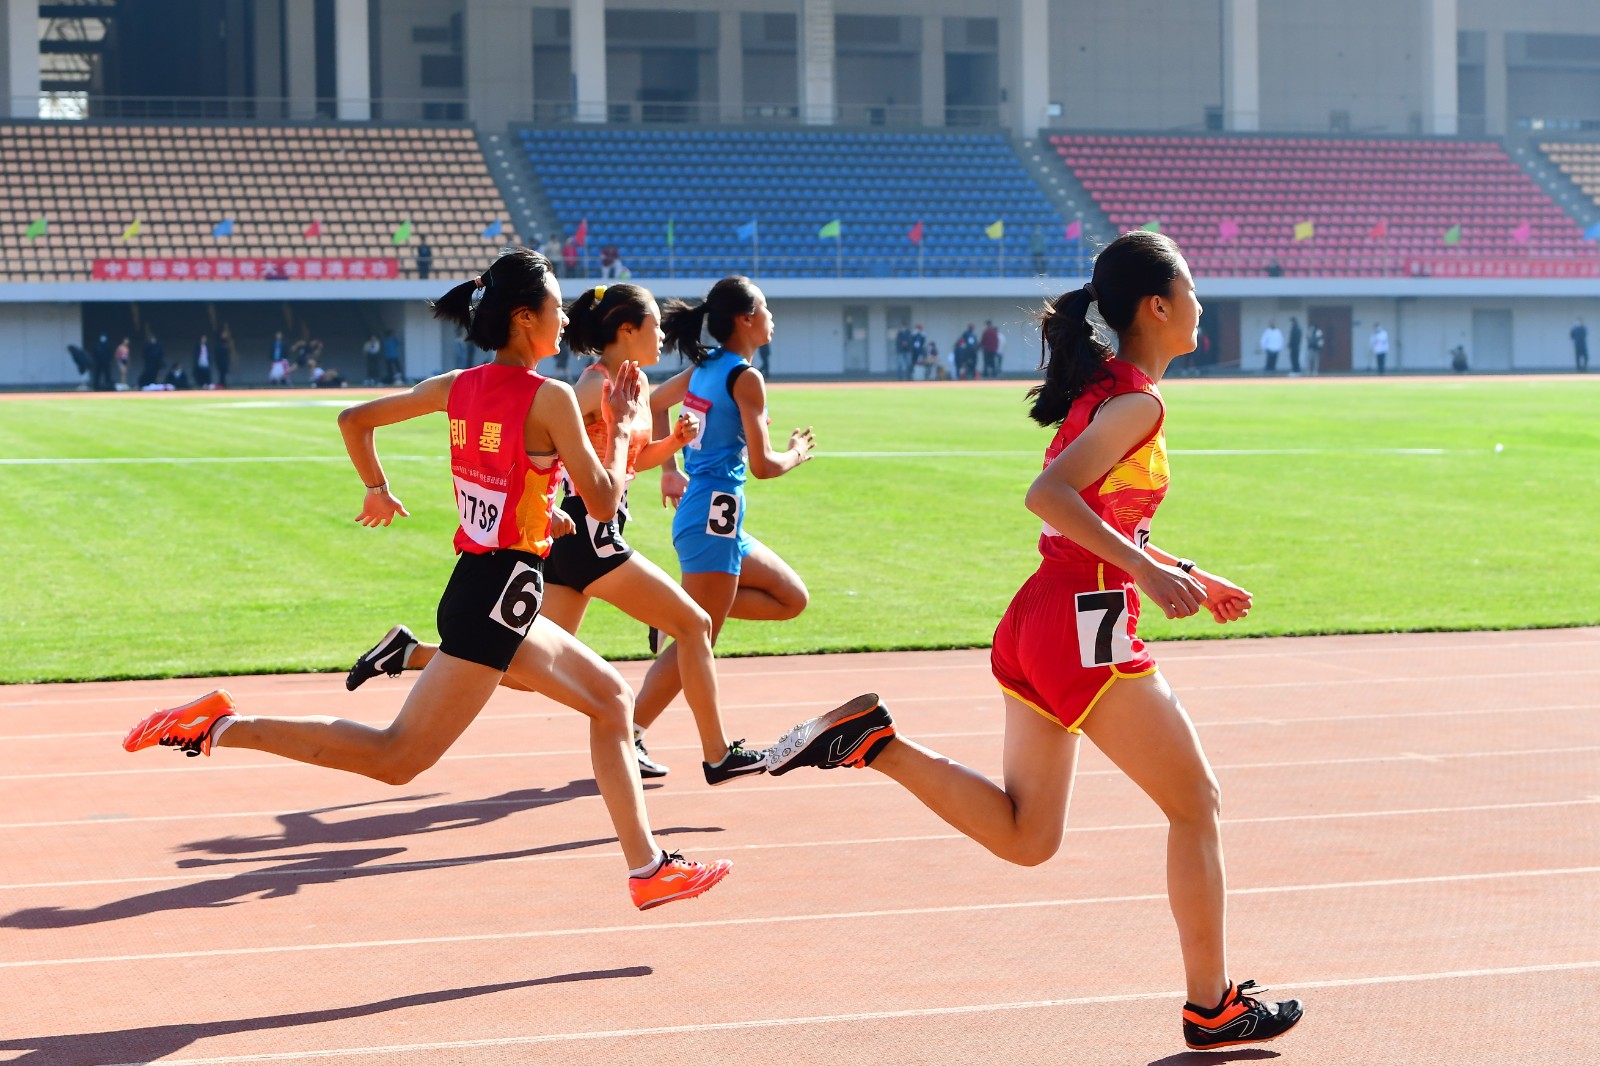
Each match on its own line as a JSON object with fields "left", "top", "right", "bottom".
{"left": 0, "top": 124, "right": 516, "bottom": 282}
{"left": 519, "top": 127, "right": 1081, "bottom": 278}
{"left": 1051, "top": 134, "right": 1592, "bottom": 277}
{"left": 1538, "top": 142, "right": 1600, "bottom": 214}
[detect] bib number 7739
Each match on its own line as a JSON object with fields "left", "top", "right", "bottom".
{"left": 1074, "top": 589, "right": 1134, "bottom": 668}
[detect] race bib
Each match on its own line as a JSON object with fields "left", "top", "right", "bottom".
{"left": 490, "top": 560, "right": 543, "bottom": 634}
{"left": 453, "top": 474, "right": 506, "bottom": 549}
{"left": 1074, "top": 588, "right": 1135, "bottom": 668}
{"left": 683, "top": 392, "right": 711, "bottom": 450}
{"left": 706, "top": 490, "right": 740, "bottom": 537}
{"left": 585, "top": 512, "right": 628, "bottom": 558}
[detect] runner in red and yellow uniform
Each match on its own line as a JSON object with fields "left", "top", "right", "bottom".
{"left": 766, "top": 232, "right": 1303, "bottom": 1051}
{"left": 123, "top": 249, "right": 732, "bottom": 911}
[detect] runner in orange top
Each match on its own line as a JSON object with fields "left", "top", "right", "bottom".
{"left": 350, "top": 282, "right": 770, "bottom": 786}
{"left": 764, "top": 231, "right": 1303, "bottom": 1050}
{"left": 122, "top": 248, "right": 732, "bottom": 911}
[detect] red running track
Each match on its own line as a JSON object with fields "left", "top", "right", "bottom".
{"left": 1, "top": 628, "right": 1597, "bottom": 1065}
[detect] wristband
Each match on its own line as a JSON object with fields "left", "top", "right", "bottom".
{"left": 1176, "top": 558, "right": 1196, "bottom": 574}
{"left": 365, "top": 481, "right": 388, "bottom": 494}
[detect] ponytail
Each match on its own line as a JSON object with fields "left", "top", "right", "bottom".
{"left": 565, "top": 282, "right": 655, "bottom": 356}
{"left": 660, "top": 275, "right": 761, "bottom": 365}
{"left": 430, "top": 247, "right": 555, "bottom": 352}
{"left": 1028, "top": 229, "right": 1185, "bottom": 426}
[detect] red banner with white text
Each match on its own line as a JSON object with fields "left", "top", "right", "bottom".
{"left": 91, "top": 257, "right": 400, "bottom": 281}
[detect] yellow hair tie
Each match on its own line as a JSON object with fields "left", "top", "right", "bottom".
{"left": 592, "top": 285, "right": 607, "bottom": 301}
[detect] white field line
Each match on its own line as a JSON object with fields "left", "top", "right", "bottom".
{"left": 85, "top": 959, "right": 1600, "bottom": 1064}
{"left": 5, "top": 864, "right": 1599, "bottom": 971}
{"left": 3, "top": 796, "right": 1594, "bottom": 892}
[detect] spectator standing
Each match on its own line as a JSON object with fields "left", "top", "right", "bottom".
{"left": 758, "top": 342, "right": 771, "bottom": 376}
{"left": 269, "top": 331, "right": 290, "bottom": 386}
{"left": 544, "top": 234, "right": 564, "bottom": 276}
{"left": 193, "top": 333, "right": 213, "bottom": 389}
{"left": 381, "top": 329, "right": 402, "bottom": 385}
{"left": 362, "top": 333, "right": 382, "bottom": 384}
{"left": 216, "top": 324, "right": 233, "bottom": 388}
{"left": 1305, "top": 323, "right": 1324, "bottom": 376}
{"left": 1259, "top": 321, "right": 1284, "bottom": 373}
{"left": 114, "top": 336, "right": 131, "bottom": 390}
{"left": 1029, "top": 225, "right": 1048, "bottom": 275}
{"left": 980, "top": 320, "right": 1004, "bottom": 378}
{"left": 91, "top": 333, "right": 114, "bottom": 391}
{"left": 1369, "top": 323, "right": 1389, "bottom": 375}
{"left": 562, "top": 236, "right": 580, "bottom": 278}
{"left": 138, "top": 330, "right": 164, "bottom": 388}
{"left": 895, "top": 324, "right": 914, "bottom": 380}
{"left": 1287, "top": 316, "right": 1303, "bottom": 375}
{"left": 415, "top": 239, "right": 433, "bottom": 281}
{"left": 1572, "top": 317, "right": 1589, "bottom": 372}
{"left": 910, "top": 323, "right": 928, "bottom": 377}
{"left": 955, "top": 322, "right": 979, "bottom": 380}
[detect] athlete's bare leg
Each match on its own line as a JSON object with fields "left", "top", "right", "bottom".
{"left": 631, "top": 569, "right": 736, "bottom": 732}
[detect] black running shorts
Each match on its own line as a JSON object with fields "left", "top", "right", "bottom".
{"left": 543, "top": 492, "right": 634, "bottom": 593}
{"left": 435, "top": 548, "right": 545, "bottom": 671}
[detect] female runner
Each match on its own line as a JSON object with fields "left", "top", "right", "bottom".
{"left": 624, "top": 276, "right": 814, "bottom": 770}
{"left": 762, "top": 232, "right": 1303, "bottom": 1050}
{"left": 122, "top": 248, "right": 731, "bottom": 911}
{"left": 346, "top": 282, "right": 768, "bottom": 786}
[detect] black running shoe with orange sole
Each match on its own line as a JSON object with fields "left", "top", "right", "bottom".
{"left": 1182, "top": 980, "right": 1303, "bottom": 1050}
{"left": 766, "top": 694, "right": 893, "bottom": 776}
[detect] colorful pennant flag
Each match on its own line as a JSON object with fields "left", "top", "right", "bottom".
{"left": 666, "top": 218, "right": 675, "bottom": 247}
{"left": 1139, "top": 220, "right": 1161, "bottom": 233}
{"left": 1443, "top": 225, "right": 1463, "bottom": 246}
{"left": 1511, "top": 222, "right": 1532, "bottom": 245}
{"left": 480, "top": 219, "right": 504, "bottom": 240}
{"left": 1368, "top": 220, "right": 1388, "bottom": 241}
{"left": 24, "top": 216, "right": 46, "bottom": 240}
{"left": 736, "top": 219, "right": 758, "bottom": 242}
{"left": 1293, "top": 220, "right": 1315, "bottom": 242}
{"left": 908, "top": 220, "right": 924, "bottom": 245}
{"left": 1064, "top": 219, "right": 1082, "bottom": 242}
{"left": 304, "top": 219, "right": 322, "bottom": 240}
{"left": 1586, "top": 222, "right": 1600, "bottom": 242}
{"left": 121, "top": 218, "right": 142, "bottom": 241}
{"left": 1217, "top": 219, "right": 1240, "bottom": 243}
{"left": 391, "top": 219, "right": 414, "bottom": 244}
{"left": 817, "top": 219, "right": 842, "bottom": 240}
{"left": 985, "top": 220, "right": 1005, "bottom": 240}
{"left": 212, "top": 218, "right": 234, "bottom": 238}
{"left": 574, "top": 217, "right": 588, "bottom": 246}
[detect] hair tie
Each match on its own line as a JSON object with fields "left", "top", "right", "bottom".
{"left": 473, "top": 276, "right": 485, "bottom": 290}
{"left": 592, "top": 285, "right": 607, "bottom": 301}
{"left": 1084, "top": 282, "right": 1098, "bottom": 302}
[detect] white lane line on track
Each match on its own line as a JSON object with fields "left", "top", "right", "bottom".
{"left": 5, "top": 739, "right": 1598, "bottom": 785}
{"left": 85, "top": 959, "right": 1600, "bottom": 1064}
{"left": 6, "top": 698, "right": 1595, "bottom": 747}
{"left": 5, "top": 796, "right": 1594, "bottom": 891}
{"left": 7, "top": 865, "right": 1600, "bottom": 971}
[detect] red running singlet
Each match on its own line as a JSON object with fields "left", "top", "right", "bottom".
{"left": 446, "top": 363, "right": 561, "bottom": 557}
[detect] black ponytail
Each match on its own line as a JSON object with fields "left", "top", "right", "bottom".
{"left": 660, "top": 275, "right": 760, "bottom": 365}
{"left": 430, "top": 246, "right": 555, "bottom": 352}
{"left": 564, "top": 282, "right": 655, "bottom": 355}
{"left": 1027, "top": 230, "right": 1185, "bottom": 426}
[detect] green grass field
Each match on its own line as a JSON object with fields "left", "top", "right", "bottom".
{"left": 2, "top": 377, "right": 1597, "bottom": 684}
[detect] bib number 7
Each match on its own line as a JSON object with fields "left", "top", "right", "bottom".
{"left": 1074, "top": 589, "right": 1134, "bottom": 668}
{"left": 490, "top": 561, "right": 544, "bottom": 634}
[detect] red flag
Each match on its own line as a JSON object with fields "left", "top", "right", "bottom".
{"left": 1367, "top": 220, "right": 1388, "bottom": 241}
{"left": 908, "top": 220, "right": 924, "bottom": 245}
{"left": 1064, "top": 219, "right": 1082, "bottom": 242}
{"left": 1511, "top": 222, "right": 1532, "bottom": 244}
{"left": 303, "top": 219, "right": 322, "bottom": 240}
{"left": 574, "top": 218, "right": 588, "bottom": 247}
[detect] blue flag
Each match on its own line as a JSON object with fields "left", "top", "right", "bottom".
{"left": 480, "top": 219, "right": 504, "bottom": 240}
{"left": 736, "top": 219, "right": 758, "bottom": 242}
{"left": 1586, "top": 222, "right": 1600, "bottom": 242}
{"left": 212, "top": 219, "right": 234, "bottom": 238}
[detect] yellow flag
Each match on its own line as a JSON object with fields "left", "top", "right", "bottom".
{"left": 1293, "top": 220, "right": 1315, "bottom": 241}
{"left": 985, "top": 219, "right": 1005, "bottom": 240}
{"left": 121, "top": 218, "right": 142, "bottom": 241}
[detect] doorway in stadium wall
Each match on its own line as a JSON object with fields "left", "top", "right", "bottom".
{"left": 1472, "top": 309, "right": 1514, "bottom": 371}
{"left": 1195, "top": 299, "right": 1239, "bottom": 372}
{"left": 1309, "top": 305, "right": 1353, "bottom": 372}
{"left": 842, "top": 305, "right": 870, "bottom": 375}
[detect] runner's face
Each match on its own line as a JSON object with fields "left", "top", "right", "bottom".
{"left": 1165, "top": 265, "right": 1202, "bottom": 355}
{"left": 621, "top": 303, "right": 664, "bottom": 366}
{"left": 523, "top": 274, "right": 566, "bottom": 358}
{"left": 742, "top": 290, "right": 774, "bottom": 346}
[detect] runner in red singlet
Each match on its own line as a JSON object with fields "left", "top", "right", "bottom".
{"left": 763, "top": 232, "right": 1303, "bottom": 1050}
{"left": 122, "top": 249, "right": 732, "bottom": 911}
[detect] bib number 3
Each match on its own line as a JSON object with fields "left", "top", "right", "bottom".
{"left": 706, "top": 491, "right": 740, "bottom": 538}
{"left": 491, "top": 561, "right": 544, "bottom": 634}
{"left": 1074, "top": 589, "right": 1134, "bottom": 668}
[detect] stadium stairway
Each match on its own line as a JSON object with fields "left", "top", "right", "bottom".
{"left": 1523, "top": 139, "right": 1600, "bottom": 233}
{"left": 477, "top": 129, "right": 548, "bottom": 252}
{"left": 1020, "top": 132, "right": 1114, "bottom": 259}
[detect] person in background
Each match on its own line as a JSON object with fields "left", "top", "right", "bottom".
{"left": 363, "top": 333, "right": 382, "bottom": 385}
{"left": 193, "top": 333, "right": 213, "bottom": 390}
{"left": 91, "top": 333, "right": 114, "bottom": 392}
{"left": 1369, "top": 322, "right": 1389, "bottom": 375}
{"left": 139, "top": 329, "right": 164, "bottom": 389}
{"left": 757, "top": 342, "right": 771, "bottom": 376}
{"left": 1287, "top": 316, "right": 1303, "bottom": 376}
{"left": 956, "top": 323, "right": 979, "bottom": 380}
{"left": 216, "top": 324, "right": 233, "bottom": 389}
{"left": 114, "top": 336, "right": 131, "bottom": 390}
{"left": 1305, "top": 322, "right": 1324, "bottom": 376}
{"left": 1259, "top": 321, "right": 1283, "bottom": 374}
{"left": 415, "top": 239, "right": 433, "bottom": 281}
{"left": 382, "top": 330, "right": 402, "bottom": 385}
{"left": 895, "top": 324, "right": 915, "bottom": 381}
{"left": 1030, "top": 225, "right": 1049, "bottom": 276}
{"left": 981, "top": 320, "right": 1005, "bottom": 378}
{"left": 910, "top": 323, "right": 928, "bottom": 377}
{"left": 1572, "top": 317, "right": 1589, "bottom": 373}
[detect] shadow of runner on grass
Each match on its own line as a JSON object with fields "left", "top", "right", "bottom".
{"left": 0, "top": 969, "right": 652, "bottom": 1065}
{"left": 0, "top": 826, "right": 721, "bottom": 929}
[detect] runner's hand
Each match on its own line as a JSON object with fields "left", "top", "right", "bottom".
{"left": 1135, "top": 561, "right": 1206, "bottom": 620}
{"left": 549, "top": 506, "right": 577, "bottom": 538}
{"left": 660, "top": 466, "right": 688, "bottom": 509}
{"left": 1198, "top": 572, "right": 1253, "bottom": 624}
{"left": 789, "top": 426, "right": 815, "bottom": 462}
{"left": 356, "top": 489, "right": 409, "bottom": 527}
{"left": 605, "top": 361, "right": 648, "bottom": 431}
{"left": 671, "top": 410, "right": 700, "bottom": 447}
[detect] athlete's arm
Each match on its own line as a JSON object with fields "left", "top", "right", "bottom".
{"left": 633, "top": 409, "right": 698, "bottom": 472}
{"left": 338, "top": 371, "right": 458, "bottom": 527}
{"left": 732, "top": 367, "right": 813, "bottom": 479}
{"left": 1025, "top": 393, "right": 1205, "bottom": 619}
{"left": 650, "top": 367, "right": 694, "bottom": 505}
{"left": 1145, "top": 544, "right": 1253, "bottom": 624}
{"left": 528, "top": 367, "right": 641, "bottom": 522}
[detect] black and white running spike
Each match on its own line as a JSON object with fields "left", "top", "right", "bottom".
{"left": 345, "top": 624, "right": 418, "bottom": 691}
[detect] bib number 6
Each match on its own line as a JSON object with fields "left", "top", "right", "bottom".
{"left": 706, "top": 491, "right": 740, "bottom": 538}
{"left": 491, "top": 561, "right": 544, "bottom": 634}
{"left": 1074, "top": 589, "right": 1133, "bottom": 668}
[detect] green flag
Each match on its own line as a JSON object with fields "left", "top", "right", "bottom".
{"left": 1443, "top": 224, "right": 1462, "bottom": 245}
{"left": 817, "top": 219, "right": 842, "bottom": 240}
{"left": 25, "top": 216, "right": 46, "bottom": 240}
{"left": 391, "top": 219, "right": 413, "bottom": 244}
{"left": 666, "top": 218, "right": 675, "bottom": 247}
{"left": 1140, "top": 220, "right": 1162, "bottom": 233}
